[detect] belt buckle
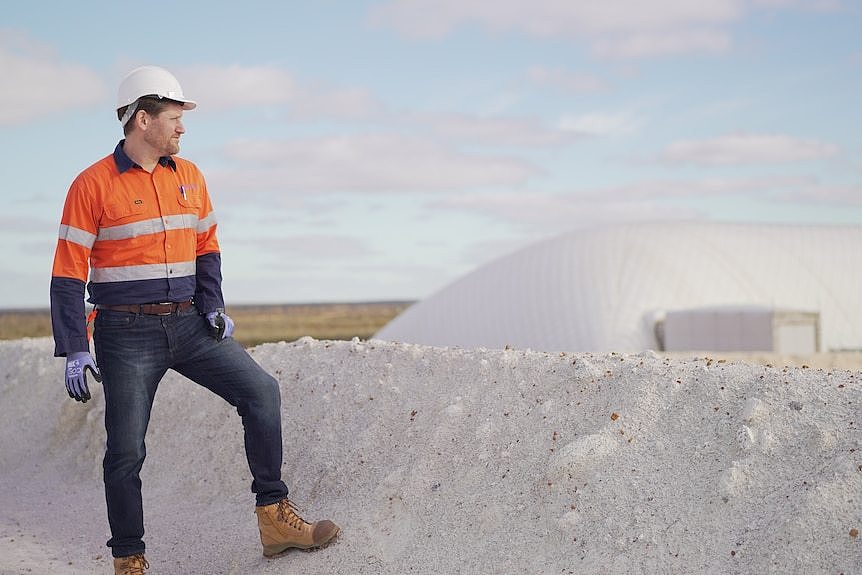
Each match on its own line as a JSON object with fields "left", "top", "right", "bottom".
{"left": 154, "top": 302, "right": 175, "bottom": 316}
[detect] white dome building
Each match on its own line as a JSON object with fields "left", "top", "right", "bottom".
{"left": 375, "top": 222, "right": 862, "bottom": 353}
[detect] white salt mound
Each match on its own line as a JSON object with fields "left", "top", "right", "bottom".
{"left": 0, "top": 337, "right": 859, "bottom": 574}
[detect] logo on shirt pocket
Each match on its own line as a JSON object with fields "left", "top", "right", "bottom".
{"left": 104, "top": 200, "right": 146, "bottom": 222}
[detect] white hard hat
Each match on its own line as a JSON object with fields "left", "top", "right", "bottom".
{"left": 116, "top": 65, "right": 196, "bottom": 119}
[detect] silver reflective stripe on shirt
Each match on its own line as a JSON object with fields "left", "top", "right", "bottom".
{"left": 90, "top": 260, "right": 197, "bottom": 283}
{"left": 58, "top": 224, "right": 97, "bottom": 249}
{"left": 197, "top": 211, "right": 217, "bottom": 234}
{"left": 97, "top": 214, "right": 200, "bottom": 242}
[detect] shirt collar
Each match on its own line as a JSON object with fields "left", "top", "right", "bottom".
{"left": 113, "top": 139, "right": 177, "bottom": 173}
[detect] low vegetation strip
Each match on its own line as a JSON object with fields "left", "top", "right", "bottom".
{"left": 0, "top": 302, "right": 413, "bottom": 348}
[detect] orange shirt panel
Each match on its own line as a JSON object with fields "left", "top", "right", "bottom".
{"left": 53, "top": 154, "right": 219, "bottom": 283}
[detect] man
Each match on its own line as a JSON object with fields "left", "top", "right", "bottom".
{"left": 50, "top": 65, "right": 339, "bottom": 574}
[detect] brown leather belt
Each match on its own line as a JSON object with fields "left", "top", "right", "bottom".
{"left": 99, "top": 300, "right": 194, "bottom": 315}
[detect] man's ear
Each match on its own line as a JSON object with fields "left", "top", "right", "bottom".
{"left": 134, "top": 109, "right": 148, "bottom": 130}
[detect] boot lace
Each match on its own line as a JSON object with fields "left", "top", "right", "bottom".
{"left": 275, "top": 499, "right": 310, "bottom": 530}
{"left": 119, "top": 554, "right": 149, "bottom": 575}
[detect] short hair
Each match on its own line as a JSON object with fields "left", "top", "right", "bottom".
{"left": 117, "top": 96, "right": 181, "bottom": 136}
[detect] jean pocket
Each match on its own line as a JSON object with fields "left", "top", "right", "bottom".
{"left": 95, "top": 310, "right": 140, "bottom": 329}
{"left": 179, "top": 305, "right": 199, "bottom": 317}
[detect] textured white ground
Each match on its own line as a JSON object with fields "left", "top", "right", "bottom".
{"left": 0, "top": 337, "right": 859, "bottom": 574}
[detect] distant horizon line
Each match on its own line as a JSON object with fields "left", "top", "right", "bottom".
{"left": 0, "top": 299, "right": 417, "bottom": 313}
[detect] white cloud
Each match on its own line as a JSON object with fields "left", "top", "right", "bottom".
{"left": 431, "top": 190, "right": 698, "bottom": 231}
{"left": 592, "top": 28, "right": 731, "bottom": 58}
{"left": 234, "top": 233, "right": 377, "bottom": 260}
{"left": 585, "top": 175, "right": 810, "bottom": 200}
{"left": 558, "top": 111, "right": 640, "bottom": 136}
{"left": 210, "top": 133, "right": 541, "bottom": 193}
{"left": 420, "top": 112, "right": 575, "bottom": 147}
{"left": 782, "top": 183, "right": 862, "bottom": 206}
{"left": 370, "top": 1, "right": 844, "bottom": 59}
{"left": 177, "top": 65, "right": 589, "bottom": 147}
{"left": 370, "top": 0, "right": 745, "bottom": 57}
{"left": 179, "top": 66, "right": 575, "bottom": 145}
{"left": 371, "top": 0, "right": 740, "bottom": 37}
{"left": 0, "top": 31, "right": 106, "bottom": 125}
{"left": 178, "top": 64, "right": 380, "bottom": 120}
{"left": 754, "top": 0, "right": 842, "bottom": 9}
{"left": 427, "top": 173, "right": 827, "bottom": 230}
{"left": 179, "top": 65, "right": 297, "bottom": 108}
{"left": 660, "top": 133, "right": 840, "bottom": 165}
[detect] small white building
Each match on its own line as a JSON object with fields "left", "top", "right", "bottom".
{"left": 657, "top": 306, "right": 820, "bottom": 353}
{"left": 375, "top": 222, "right": 861, "bottom": 353}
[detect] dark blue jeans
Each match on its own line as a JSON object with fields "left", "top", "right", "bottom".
{"left": 92, "top": 306, "right": 289, "bottom": 558}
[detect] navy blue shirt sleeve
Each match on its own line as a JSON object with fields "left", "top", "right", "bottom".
{"left": 50, "top": 276, "right": 89, "bottom": 357}
{"left": 194, "top": 252, "right": 225, "bottom": 313}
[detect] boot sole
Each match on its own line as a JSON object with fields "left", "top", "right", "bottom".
{"left": 262, "top": 527, "right": 341, "bottom": 557}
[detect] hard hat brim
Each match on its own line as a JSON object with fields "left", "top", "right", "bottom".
{"left": 116, "top": 96, "right": 197, "bottom": 112}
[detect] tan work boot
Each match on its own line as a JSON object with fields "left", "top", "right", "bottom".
{"left": 113, "top": 553, "right": 148, "bottom": 574}
{"left": 255, "top": 498, "right": 340, "bottom": 556}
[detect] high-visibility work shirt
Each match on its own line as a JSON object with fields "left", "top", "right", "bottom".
{"left": 50, "top": 140, "right": 224, "bottom": 357}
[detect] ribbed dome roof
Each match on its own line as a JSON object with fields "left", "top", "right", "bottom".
{"left": 375, "top": 222, "right": 862, "bottom": 352}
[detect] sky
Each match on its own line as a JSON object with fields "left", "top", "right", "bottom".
{"left": 2, "top": 0, "right": 860, "bottom": 309}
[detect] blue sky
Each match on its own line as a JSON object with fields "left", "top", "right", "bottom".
{"left": 2, "top": 0, "right": 860, "bottom": 309}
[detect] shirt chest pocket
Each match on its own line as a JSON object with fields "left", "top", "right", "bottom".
{"left": 101, "top": 201, "right": 154, "bottom": 238}
{"left": 177, "top": 187, "right": 201, "bottom": 210}
{"left": 104, "top": 200, "right": 146, "bottom": 222}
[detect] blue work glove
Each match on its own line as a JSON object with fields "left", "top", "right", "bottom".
{"left": 65, "top": 351, "right": 101, "bottom": 403}
{"left": 206, "top": 309, "right": 234, "bottom": 341}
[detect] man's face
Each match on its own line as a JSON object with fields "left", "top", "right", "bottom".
{"left": 143, "top": 102, "right": 185, "bottom": 156}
